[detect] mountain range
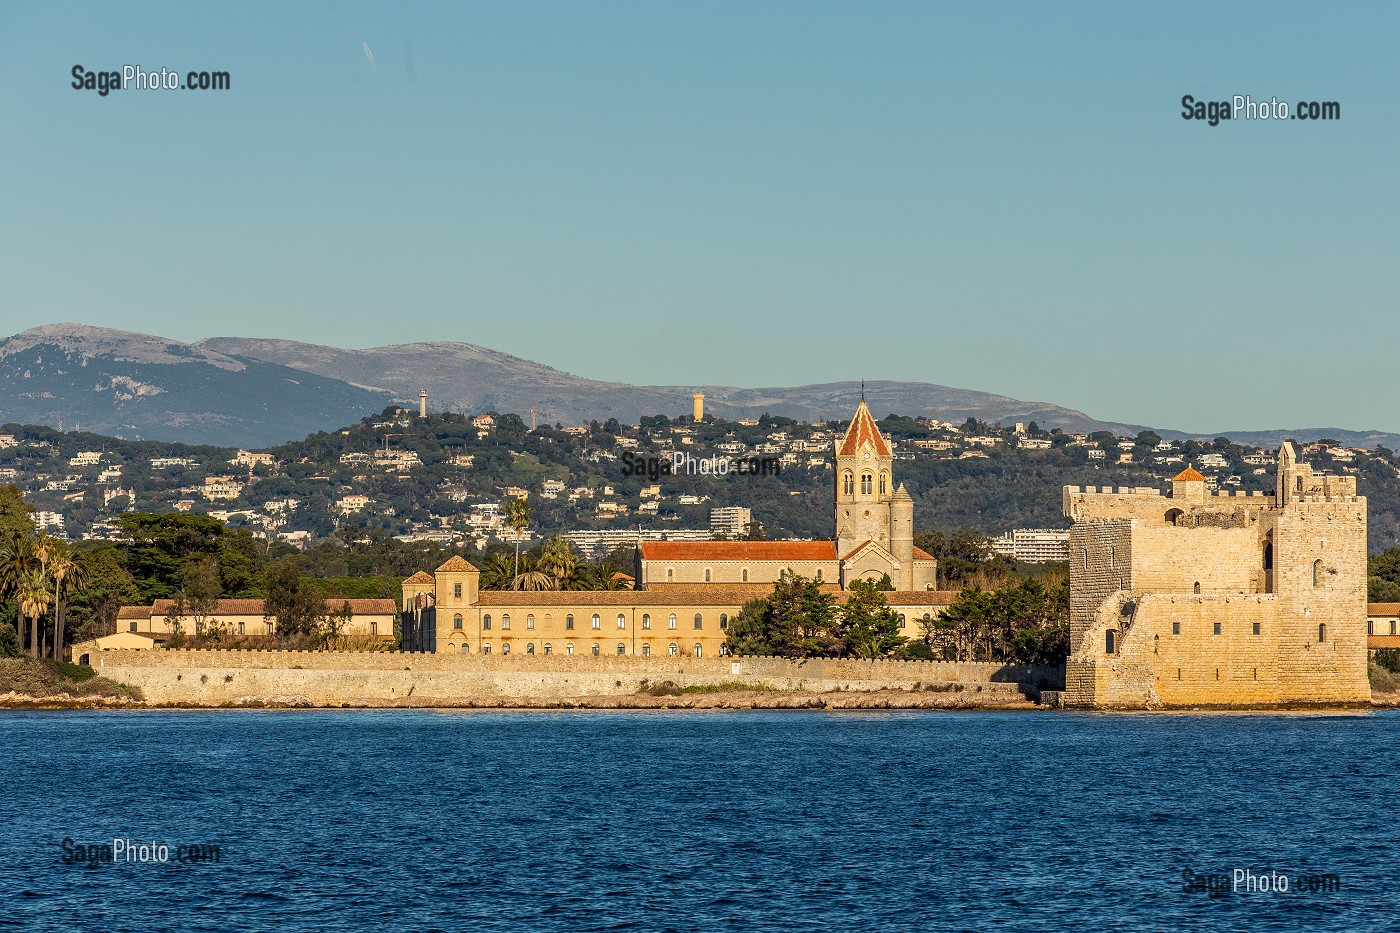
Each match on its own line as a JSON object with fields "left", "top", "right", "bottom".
{"left": 2, "top": 323, "right": 1396, "bottom": 451}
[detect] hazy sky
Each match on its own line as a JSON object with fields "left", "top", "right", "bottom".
{"left": 2, "top": 2, "right": 1395, "bottom": 433}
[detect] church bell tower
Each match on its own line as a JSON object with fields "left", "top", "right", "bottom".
{"left": 834, "top": 393, "right": 895, "bottom": 558}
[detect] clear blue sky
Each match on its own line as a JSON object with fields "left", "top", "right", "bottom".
{"left": 2, "top": 2, "right": 1395, "bottom": 433}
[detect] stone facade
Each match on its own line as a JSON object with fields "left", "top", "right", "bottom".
{"left": 631, "top": 399, "right": 937, "bottom": 591}
{"left": 1062, "top": 446, "right": 1369, "bottom": 708}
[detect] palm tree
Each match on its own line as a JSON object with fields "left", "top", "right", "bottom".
{"left": 48, "top": 543, "right": 89, "bottom": 661}
{"left": 0, "top": 533, "right": 38, "bottom": 656}
{"left": 585, "top": 560, "right": 630, "bottom": 591}
{"left": 538, "top": 536, "right": 580, "bottom": 589}
{"left": 505, "top": 498, "right": 531, "bottom": 584}
{"left": 510, "top": 557, "right": 555, "bottom": 592}
{"left": 480, "top": 550, "right": 517, "bottom": 590}
{"left": 16, "top": 569, "right": 52, "bottom": 659}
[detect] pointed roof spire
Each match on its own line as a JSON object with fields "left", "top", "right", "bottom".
{"left": 838, "top": 398, "right": 892, "bottom": 457}
{"left": 861, "top": 379, "right": 865, "bottom": 402}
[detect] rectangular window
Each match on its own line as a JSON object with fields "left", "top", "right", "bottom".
{"left": 1213, "top": 622, "right": 1222, "bottom": 635}
{"left": 1171, "top": 622, "right": 1180, "bottom": 635}
{"left": 454, "top": 583, "right": 462, "bottom": 599}
{"left": 1252, "top": 622, "right": 1261, "bottom": 636}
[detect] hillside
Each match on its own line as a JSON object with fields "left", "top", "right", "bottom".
{"left": 5, "top": 409, "right": 1400, "bottom": 553}
{"left": 0, "top": 325, "right": 392, "bottom": 446}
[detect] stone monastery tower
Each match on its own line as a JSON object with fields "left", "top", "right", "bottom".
{"left": 834, "top": 396, "right": 918, "bottom": 590}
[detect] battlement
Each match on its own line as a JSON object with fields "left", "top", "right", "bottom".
{"left": 1063, "top": 486, "right": 1162, "bottom": 496}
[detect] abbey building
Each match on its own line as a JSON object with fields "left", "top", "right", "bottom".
{"left": 400, "top": 400, "right": 949, "bottom": 657}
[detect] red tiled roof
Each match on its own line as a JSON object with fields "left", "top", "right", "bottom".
{"left": 117, "top": 606, "right": 151, "bottom": 620}
{"left": 436, "top": 556, "right": 479, "bottom": 573}
{"left": 1368, "top": 603, "right": 1400, "bottom": 615}
{"left": 1172, "top": 467, "right": 1207, "bottom": 482}
{"left": 837, "top": 400, "right": 892, "bottom": 458}
{"left": 912, "top": 547, "right": 935, "bottom": 561}
{"left": 404, "top": 571, "right": 434, "bottom": 584}
{"left": 638, "top": 540, "right": 838, "bottom": 561}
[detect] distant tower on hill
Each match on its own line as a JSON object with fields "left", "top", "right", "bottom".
{"left": 419, "top": 389, "right": 427, "bottom": 419}
{"left": 692, "top": 393, "right": 705, "bottom": 421}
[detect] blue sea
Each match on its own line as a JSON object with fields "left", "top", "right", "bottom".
{"left": 1, "top": 709, "right": 1397, "bottom": 932}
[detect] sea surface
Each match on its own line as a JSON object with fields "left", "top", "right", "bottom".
{"left": 1, "top": 709, "right": 1398, "bottom": 932}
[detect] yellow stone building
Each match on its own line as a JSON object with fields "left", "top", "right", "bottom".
{"left": 401, "top": 401, "right": 953, "bottom": 655}
{"left": 1062, "top": 444, "right": 1369, "bottom": 708}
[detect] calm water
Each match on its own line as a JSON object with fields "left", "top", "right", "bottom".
{"left": 2, "top": 709, "right": 1398, "bottom": 932}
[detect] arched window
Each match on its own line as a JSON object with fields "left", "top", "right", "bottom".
{"left": 719, "top": 613, "right": 728, "bottom": 629}
{"left": 668, "top": 643, "right": 678, "bottom": 656}
{"left": 879, "top": 472, "right": 888, "bottom": 495}
{"left": 642, "top": 644, "right": 651, "bottom": 657}
{"left": 453, "top": 614, "right": 463, "bottom": 630}
{"left": 566, "top": 614, "right": 574, "bottom": 630}
{"left": 565, "top": 643, "right": 574, "bottom": 655}
{"left": 842, "top": 472, "right": 854, "bottom": 496}
{"left": 898, "top": 613, "right": 907, "bottom": 629}
{"left": 526, "top": 643, "right": 535, "bottom": 655}
{"left": 816, "top": 569, "right": 823, "bottom": 582}
{"left": 238, "top": 621, "right": 245, "bottom": 635}
{"left": 668, "top": 613, "right": 677, "bottom": 630}
{"left": 642, "top": 614, "right": 651, "bottom": 630}
{"left": 666, "top": 569, "right": 673, "bottom": 583}
{"left": 460, "top": 644, "right": 469, "bottom": 654}
{"left": 502, "top": 614, "right": 511, "bottom": 630}
{"left": 483, "top": 644, "right": 492, "bottom": 655}
{"left": 617, "top": 614, "right": 626, "bottom": 629}
{"left": 502, "top": 643, "right": 510, "bottom": 655}
{"left": 719, "top": 644, "right": 729, "bottom": 656}
{"left": 693, "top": 644, "right": 703, "bottom": 657}
{"left": 526, "top": 614, "right": 535, "bottom": 629}
{"left": 860, "top": 473, "right": 873, "bottom": 496}
{"left": 617, "top": 643, "right": 625, "bottom": 656}
{"left": 1318, "top": 623, "right": 1327, "bottom": 643}
{"left": 78, "top": 654, "right": 90, "bottom": 666}
{"left": 1166, "top": 508, "right": 1183, "bottom": 525}
{"left": 544, "top": 643, "right": 552, "bottom": 655}
{"left": 1313, "top": 559, "right": 1324, "bottom": 587}
{"left": 704, "top": 569, "right": 711, "bottom": 582}
{"left": 483, "top": 614, "right": 492, "bottom": 630}
{"left": 694, "top": 613, "right": 703, "bottom": 629}
{"left": 1297, "top": 476, "right": 1303, "bottom": 492}
{"left": 592, "top": 643, "right": 600, "bottom": 656}
{"left": 1105, "top": 630, "right": 1117, "bottom": 654}
{"left": 591, "top": 614, "right": 601, "bottom": 630}
{"left": 1193, "top": 582, "right": 1200, "bottom": 595}
{"left": 741, "top": 569, "right": 748, "bottom": 582}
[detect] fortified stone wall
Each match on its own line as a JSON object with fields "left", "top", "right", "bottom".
{"left": 92, "top": 650, "right": 1061, "bottom": 707}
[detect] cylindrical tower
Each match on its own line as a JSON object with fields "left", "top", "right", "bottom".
{"left": 419, "top": 388, "right": 427, "bottom": 419}
{"left": 692, "top": 393, "right": 705, "bottom": 422}
{"left": 890, "top": 484, "right": 915, "bottom": 590}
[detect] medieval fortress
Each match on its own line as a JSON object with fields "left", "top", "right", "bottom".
{"left": 90, "top": 401, "right": 1373, "bottom": 710}
{"left": 1062, "top": 443, "right": 1368, "bottom": 708}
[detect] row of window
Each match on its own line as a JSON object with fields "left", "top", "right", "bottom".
{"left": 460, "top": 642, "right": 714, "bottom": 658}
{"left": 1368, "top": 620, "right": 1399, "bottom": 635}
{"left": 1106, "top": 622, "right": 1329, "bottom": 654}
{"left": 841, "top": 470, "right": 889, "bottom": 496}
{"left": 453, "top": 612, "right": 730, "bottom": 631}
